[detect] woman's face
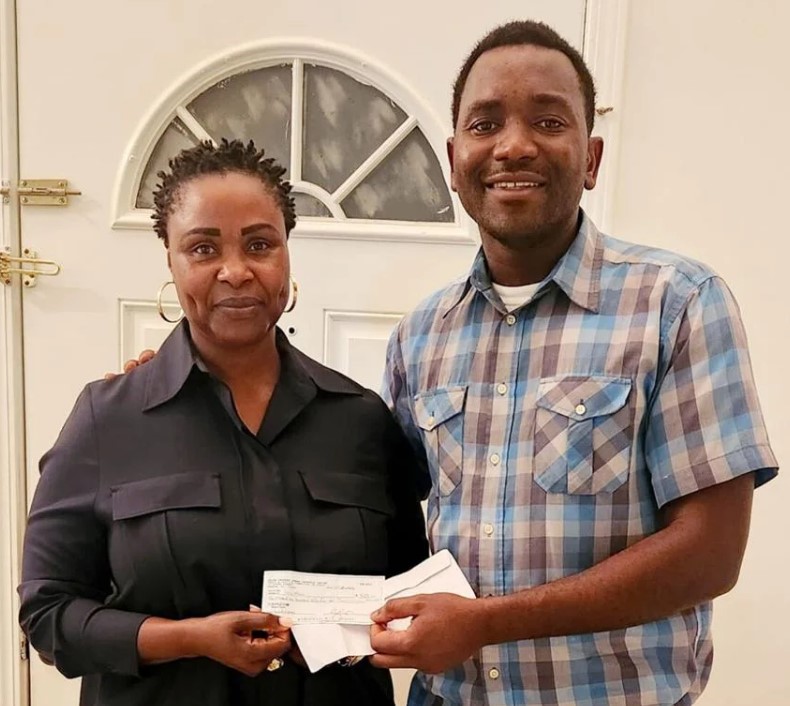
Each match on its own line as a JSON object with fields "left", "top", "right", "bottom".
{"left": 166, "top": 171, "right": 290, "bottom": 351}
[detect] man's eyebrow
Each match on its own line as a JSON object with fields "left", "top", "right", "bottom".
{"left": 530, "top": 92, "right": 575, "bottom": 110}
{"left": 461, "top": 99, "right": 502, "bottom": 117}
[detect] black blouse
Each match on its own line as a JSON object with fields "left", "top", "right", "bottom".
{"left": 19, "top": 322, "right": 429, "bottom": 706}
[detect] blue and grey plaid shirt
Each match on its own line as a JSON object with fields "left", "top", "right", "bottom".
{"left": 383, "top": 213, "right": 777, "bottom": 706}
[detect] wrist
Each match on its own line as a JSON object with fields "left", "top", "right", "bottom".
{"left": 177, "top": 617, "right": 205, "bottom": 659}
{"left": 470, "top": 597, "right": 497, "bottom": 649}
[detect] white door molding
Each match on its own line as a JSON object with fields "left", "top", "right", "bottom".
{"left": 0, "top": 0, "right": 30, "bottom": 704}
{"left": 582, "top": 0, "right": 630, "bottom": 233}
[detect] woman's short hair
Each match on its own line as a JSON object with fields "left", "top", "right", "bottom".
{"left": 151, "top": 138, "right": 296, "bottom": 244}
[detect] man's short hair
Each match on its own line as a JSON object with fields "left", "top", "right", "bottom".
{"left": 452, "top": 20, "right": 597, "bottom": 134}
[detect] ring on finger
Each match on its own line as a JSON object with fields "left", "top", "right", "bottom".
{"left": 267, "top": 657, "right": 284, "bottom": 672}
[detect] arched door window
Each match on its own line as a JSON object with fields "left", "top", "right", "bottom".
{"left": 114, "top": 44, "right": 464, "bottom": 241}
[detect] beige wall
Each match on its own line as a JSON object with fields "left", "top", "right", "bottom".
{"left": 611, "top": 1, "right": 788, "bottom": 703}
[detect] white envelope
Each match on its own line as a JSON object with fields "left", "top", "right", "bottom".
{"left": 292, "top": 550, "right": 475, "bottom": 672}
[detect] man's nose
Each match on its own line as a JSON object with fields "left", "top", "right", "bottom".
{"left": 492, "top": 123, "right": 539, "bottom": 162}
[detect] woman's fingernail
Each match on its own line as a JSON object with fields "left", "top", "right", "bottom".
{"left": 279, "top": 617, "right": 294, "bottom": 628}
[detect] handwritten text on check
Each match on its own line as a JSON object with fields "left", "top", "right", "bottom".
{"left": 262, "top": 571, "right": 384, "bottom": 625}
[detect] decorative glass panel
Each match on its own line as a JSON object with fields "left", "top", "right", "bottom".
{"left": 341, "top": 129, "right": 453, "bottom": 222}
{"left": 187, "top": 65, "right": 292, "bottom": 174}
{"left": 136, "top": 119, "right": 198, "bottom": 209}
{"left": 133, "top": 57, "right": 456, "bottom": 226}
{"left": 293, "top": 192, "right": 332, "bottom": 218}
{"left": 302, "top": 65, "right": 406, "bottom": 194}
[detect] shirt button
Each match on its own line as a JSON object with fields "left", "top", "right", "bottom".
{"left": 488, "top": 667, "right": 500, "bottom": 680}
{"left": 483, "top": 523, "right": 494, "bottom": 536}
{"left": 496, "top": 383, "right": 507, "bottom": 395}
{"left": 575, "top": 403, "right": 587, "bottom": 416}
{"left": 505, "top": 314, "right": 516, "bottom": 326}
{"left": 427, "top": 415, "right": 435, "bottom": 426}
{"left": 489, "top": 453, "right": 500, "bottom": 466}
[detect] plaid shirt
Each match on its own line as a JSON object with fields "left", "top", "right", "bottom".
{"left": 383, "top": 213, "right": 778, "bottom": 706}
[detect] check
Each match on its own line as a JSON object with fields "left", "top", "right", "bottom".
{"left": 261, "top": 571, "right": 384, "bottom": 625}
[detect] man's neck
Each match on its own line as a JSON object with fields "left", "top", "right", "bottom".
{"left": 481, "top": 213, "right": 580, "bottom": 286}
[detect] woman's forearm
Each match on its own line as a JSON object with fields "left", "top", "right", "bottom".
{"left": 137, "top": 616, "right": 202, "bottom": 665}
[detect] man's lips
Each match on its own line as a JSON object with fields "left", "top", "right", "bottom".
{"left": 484, "top": 172, "right": 547, "bottom": 190}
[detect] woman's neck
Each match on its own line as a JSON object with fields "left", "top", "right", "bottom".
{"left": 191, "top": 328, "right": 281, "bottom": 390}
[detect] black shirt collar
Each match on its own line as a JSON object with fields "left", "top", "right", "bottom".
{"left": 143, "top": 321, "right": 362, "bottom": 412}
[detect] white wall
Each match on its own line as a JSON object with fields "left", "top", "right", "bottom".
{"left": 611, "top": 2, "right": 789, "bottom": 703}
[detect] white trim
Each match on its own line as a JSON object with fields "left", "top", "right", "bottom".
{"left": 112, "top": 205, "right": 474, "bottom": 244}
{"left": 0, "top": 0, "right": 30, "bottom": 703}
{"left": 110, "top": 39, "right": 468, "bottom": 241}
{"left": 174, "top": 106, "right": 214, "bottom": 144}
{"left": 331, "top": 116, "right": 417, "bottom": 203}
{"left": 293, "top": 218, "right": 472, "bottom": 245}
{"left": 581, "top": 0, "right": 630, "bottom": 232}
{"left": 291, "top": 180, "right": 345, "bottom": 219}
{"left": 289, "top": 59, "right": 304, "bottom": 183}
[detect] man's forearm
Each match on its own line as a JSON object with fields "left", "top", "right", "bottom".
{"left": 474, "top": 474, "right": 754, "bottom": 645}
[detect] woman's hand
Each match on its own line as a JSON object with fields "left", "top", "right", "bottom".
{"left": 189, "top": 611, "right": 292, "bottom": 676}
{"left": 248, "top": 604, "right": 306, "bottom": 668}
{"left": 138, "top": 611, "right": 292, "bottom": 676}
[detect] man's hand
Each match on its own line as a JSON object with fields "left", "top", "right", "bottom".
{"left": 187, "top": 611, "right": 292, "bottom": 677}
{"left": 104, "top": 349, "right": 156, "bottom": 380}
{"left": 368, "top": 593, "right": 486, "bottom": 673}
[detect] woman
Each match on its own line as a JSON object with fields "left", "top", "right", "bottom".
{"left": 18, "top": 139, "right": 428, "bottom": 706}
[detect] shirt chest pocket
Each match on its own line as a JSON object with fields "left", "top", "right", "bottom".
{"left": 533, "top": 376, "right": 633, "bottom": 495}
{"left": 414, "top": 386, "right": 467, "bottom": 497}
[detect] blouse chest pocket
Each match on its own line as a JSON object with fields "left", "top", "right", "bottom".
{"left": 109, "top": 472, "right": 222, "bottom": 613}
{"left": 111, "top": 472, "right": 221, "bottom": 520}
{"left": 533, "top": 376, "right": 633, "bottom": 495}
{"left": 414, "top": 386, "right": 467, "bottom": 497}
{"left": 300, "top": 471, "right": 393, "bottom": 572}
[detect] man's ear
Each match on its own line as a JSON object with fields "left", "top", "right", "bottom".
{"left": 584, "top": 136, "right": 604, "bottom": 190}
{"left": 447, "top": 137, "right": 457, "bottom": 192}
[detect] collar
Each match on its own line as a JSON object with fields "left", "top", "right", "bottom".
{"left": 443, "top": 210, "right": 603, "bottom": 316}
{"left": 143, "top": 321, "right": 361, "bottom": 411}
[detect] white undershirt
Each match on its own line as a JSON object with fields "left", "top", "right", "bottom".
{"left": 491, "top": 281, "right": 541, "bottom": 312}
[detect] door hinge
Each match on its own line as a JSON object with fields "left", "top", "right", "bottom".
{"left": 0, "top": 178, "right": 81, "bottom": 206}
{"left": 1, "top": 247, "right": 62, "bottom": 287}
{"left": 19, "top": 632, "right": 29, "bottom": 661}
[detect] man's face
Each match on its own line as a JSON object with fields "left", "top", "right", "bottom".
{"left": 449, "top": 44, "right": 603, "bottom": 249}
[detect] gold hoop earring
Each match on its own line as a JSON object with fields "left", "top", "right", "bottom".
{"left": 284, "top": 276, "right": 298, "bottom": 313}
{"left": 156, "top": 281, "right": 184, "bottom": 323}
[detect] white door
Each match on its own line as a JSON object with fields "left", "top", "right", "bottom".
{"left": 9, "top": 2, "right": 595, "bottom": 705}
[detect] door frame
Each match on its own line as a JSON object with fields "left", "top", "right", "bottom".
{"left": 0, "top": 0, "right": 31, "bottom": 703}
{"left": 0, "top": 2, "right": 629, "bottom": 704}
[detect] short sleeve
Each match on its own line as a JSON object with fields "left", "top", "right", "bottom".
{"left": 645, "top": 276, "right": 778, "bottom": 507}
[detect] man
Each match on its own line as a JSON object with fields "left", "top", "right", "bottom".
{"left": 367, "top": 20, "right": 778, "bottom": 706}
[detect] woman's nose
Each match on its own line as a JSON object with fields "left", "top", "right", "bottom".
{"left": 217, "top": 254, "right": 254, "bottom": 286}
